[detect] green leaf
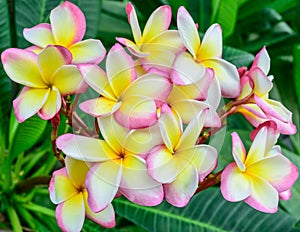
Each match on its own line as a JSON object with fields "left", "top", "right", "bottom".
{"left": 223, "top": 46, "right": 255, "bottom": 67}
{"left": 14, "top": 0, "right": 60, "bottom": 48}
{"left": 294, "top": 44, "right": 300, "bottom": 111}
{"left": 69, "top": 0, "right": 102, "bottom": 38}
{"left": 8, "top": 114, "right": 47, "bottom": 163}
{"left": 211, "top": 0, "right": 238, "bottom": 38}
{"left": 0, "top": 0, "right": 11, "bottom": 51}
{"left": 0, "top": 0, "right": 12, "bottom": 149}
{"left": 280, "top": 148, "right": 300, "bottom": 220}
{"left": 114, "top": 188, "right": 298, "bottom": 232}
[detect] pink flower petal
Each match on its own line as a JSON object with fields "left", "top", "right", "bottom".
{"left": 85, "top": 161, "right": 122, "bottom": 212}
{"left": 244, "top": 175, "right": 278, "bottom": 213}
{"left": 171, "top": 51, "right": 206, "bottom": 85}
{"left": 126, "top": 2, "right": 142, "bottom": 43}
{"left": 168, "top": 68, "right": 214, "bottom": 102}
{"left": 85, "top": 201, "right": 116, "bottom": 228}
{"left": 78, "top": 64, "right": 115, "bottom": 99}
{"left": 1, "top": 48, "right": 45, "bottom": 88}
{"left": 65, "top": 157, "right": 89, "bottom": 188}
{"left": 50, "top": 1, "right": 86, "bottom": 47}
{"left": 177, "top": 109, "right": 208, "bottom": 151}
{"left": 158, "top": 104, "right": 182, "bottom": 152}
{"left": 236, "top": 103, "right": 266, "bottom": 127}
{"left": 56, "top": 134, "right": 117, "bottom": 162}
{"left": 176, "top": 145, "right": 218, "bottom": 178}
{"left": 97, "top": 115, "right": 128, "bottom": 155}
{"left": 248, "top": 67, "right": 272, "bottom": 97}
{"left": 220, "top": 163, "right": 251, "bottom": 202}
{"left": 13, "top": 87, "right": 49, "bottom": 123}
{"left": 56, "top": 194, "right": 85, "bottom": 232}
{"left": 25, "top": 46, "right": 42, "bottom": 54}
{"left": 279, "top": 189, "right": 292, "bottom": 200}
{"left": 246, "top": 124, "right": 278, "bottom": 165}
{"left": 38, "top": 45, "right": 72, "bottom": 82}
{"left": 177, "top": 6, "right": 200, "bottom": 58}
{"left": 252, "top": 46, "right": 270, "bottom": 75}
{"left": 121, "top": 73, "right": 172, "bottom": 103}
{"left": 106, "top": 43, "right": 136, "bottom": 97}
{"left": 139, "top": 47, "right": 176, "bottom": 73}
{"left": 68, "top": 39, "right": 106, "bottom": 64}
{"left": 255, "top": 96, "right": 296, "bottom": 135}
{"left": 231, "top": 132, "right": 246, "bottom": 171}
{"left": 120, "top": 155, "right": 163, "bottom": 206}
{"left": 164, "top": 163, "right": 198, "bottom": 207}
{"left": 116, "top": 37, "right": 149, "bottom": 57}
{"left": 197, "top": 24, "right": 222, "bottom": 58}
{"left": 124, "top": 123, "right": 163, "bottom": 154}
{"left": 114, "top": 95, "right": 158, "bottom": 129}
{"left": 142, "top": 5, "right": 171, "bottom": 43}
{"left": 205, "top": 77, "right": 221, "bottom": 109}
{"left": 202, "top": 57, "right": 240, "bottom": 98}
{"left": 142, "top": 30, "right": 184, "bottom": 54}
{"left": 79, "top": 97, "right": 120, "bottom": 118}
{"left": 38, "top": 87, "right": 61, "bottom": 120}
{"left": 23, "top": 23, "right": 55, "bottom": 48}
{"left": 51, "top": 65, "right": 83, "bottom": 95}
{"left": 49, "top": 167, "right": 77, "bottom": 204}
{"left": 147, "top": 145, "right": 179, "bottom": 183}
{"left": 169, "top": 99, "right": 220, "bottom": 127}
{"left": 247, "top": 155, "right": 298, "bottom": 192}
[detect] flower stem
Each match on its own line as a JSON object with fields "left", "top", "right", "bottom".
{"left": 195, "top": 170, "right": 222, "bottom": 194}
{"left": 51, "top": 116, "right": 65, "bottom": 166}
{"left": 15, "top": 176, "right": 51, "bottom": 194}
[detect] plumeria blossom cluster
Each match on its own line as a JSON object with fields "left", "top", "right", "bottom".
{"left": 1, "top": 1, "right": 299, "bottom": 231}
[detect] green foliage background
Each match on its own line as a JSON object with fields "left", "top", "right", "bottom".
{"left": 0, "top": 0, "right": 300, "bottom": 231}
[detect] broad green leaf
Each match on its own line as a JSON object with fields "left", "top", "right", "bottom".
{"left": 270, "top": 58, "right": 300, "bottom": 154}
{"left": 15, "top": 0, "right": 100, "bottom": 47}
{"left": 0, "top": 0, "right": 11, "bottom": 51}
{"left": 211, "top": 0, "right": 238, "bottom": 38}
{"left": 280, "top": 148, "right": 300, "bottom": 220}
{"left": 0, "top": 74, "right": 12, "bottom": 149}
{"left": 14, "top": 0, "right": 60, "bottom": 48}
{"left": 114, "top": 188, "right": 298, "bottom": 232}
{"left": 188, "top": 0, "right": 211, "bottom": 32}
{"left": 223, "top": 46, "right": 254, "bottom": 67}
{"left": 294, "top": 44, "right": 300, "bottom": 114}
{"left": 98, "top": 1, "right": 131, "bottom": 47}
{"left": 70, "top": 0, "right": 102, "bottom": 38}
{"left": 8, "top": 114, "right": 47, "bottom": 163}
{"left": 0, "top": 0, "right": 12, "bottom": 151}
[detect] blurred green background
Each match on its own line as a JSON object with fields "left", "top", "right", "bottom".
{"left": 1, "top": 0, "right": 300, "bottom": 231}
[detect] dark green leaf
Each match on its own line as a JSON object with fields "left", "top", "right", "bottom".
{"left": 223, "top": 46, "right": 254, "bottom": 67}
{"left": 294, "top": 44, "right": 300, "bottom": 113}
{"left": 114, "top": 188, "right": 298, "bottom": 232}
{"left": 14, "top": 0, "right": 60, "bottom": 48}
{"left": 8, "top": 114, "right": 47, "bottom": 163}
{"left": 211, "top": 0, "right": 238, "bottom": 37}
{"left": 0, "top": 0, "right": 12, "bottom": 149}
{"left": 70, "top": 0, "right": 102, "bottom": 38}
{"left": 280, "top": 148, "right": 300, "bottom": 220}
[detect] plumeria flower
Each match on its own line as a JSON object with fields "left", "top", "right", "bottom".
{"left": 79, "top": 43, "right": 172, "bottom": 129}
{"left": 117, "top": 2, "right": 184, "bottom": 73}
{"left": 221, "top": 121, "right": 298, "bottom": 213}
{"left": 167, "top": 68, "right": 221, "bottom": 127}
{"left": 23, "top": 1, "right": 106, "bottom": 64}
{"left": 171, "top": 6, "right": 240, "bottom": 98}
{"left": 147, "top": 105, "right": 218, "bottom": 207}
{"left": 49, "top": 157, "right": 115, "bottom": 232}
{"left": 56, "top": 115, "right": 164, "bottom": 213}
{"left": 235, "top": 47, "right": 296, "bottom": 134}
{"left": 1, "top": 45, "right": 83, "bottom": 122}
